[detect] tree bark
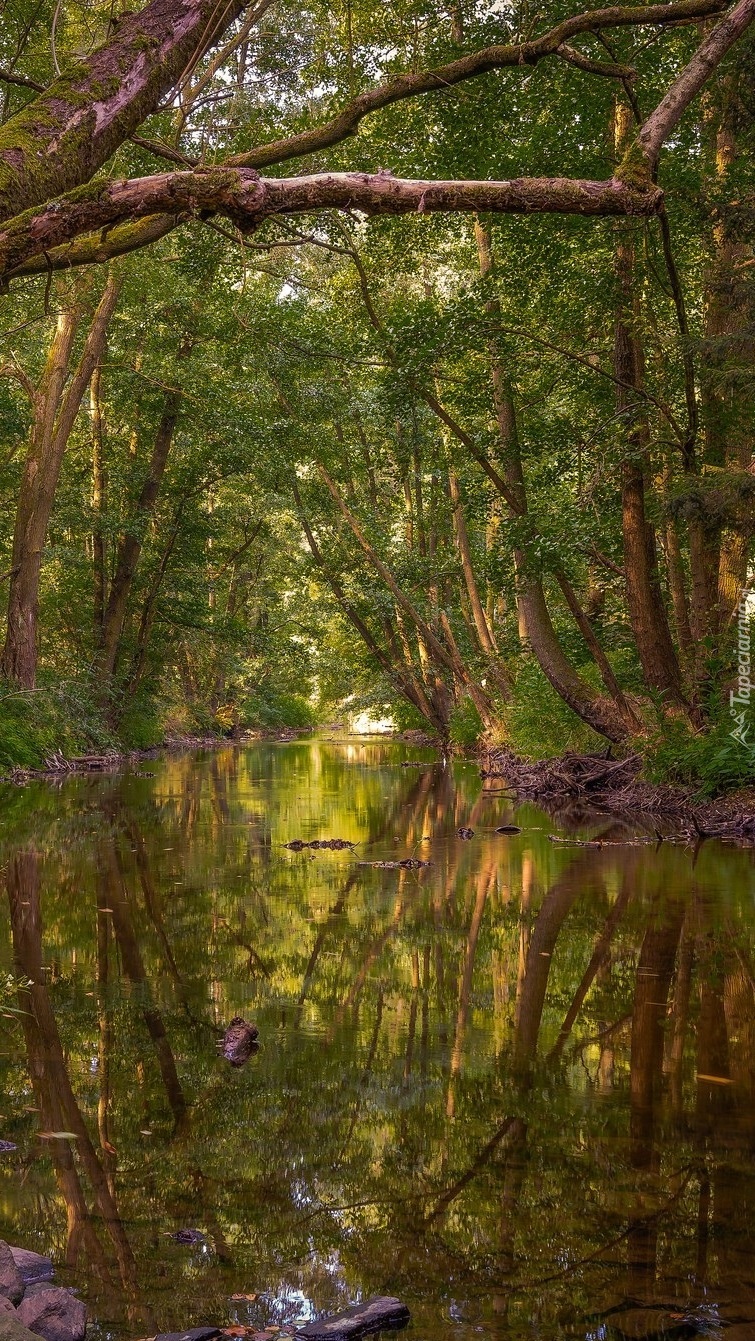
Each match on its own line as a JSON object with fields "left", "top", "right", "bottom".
{"left": 1, "top": 271, "right": 121, "bottom": 686}
{"left": 99, "top": 339, "right": 191, "bottom": 685}
{"left": 613, "top": 105, "right": 688, "bottom": 711}
{"left": 0, "top": 0, "right": 248, "bottom": 223}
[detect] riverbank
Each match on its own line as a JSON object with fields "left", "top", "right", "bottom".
{"left": 481, "top": 747, "right": 755, "bottom": 842}
{"left": 0, "top": 726, "right": 438, "bottom": 785}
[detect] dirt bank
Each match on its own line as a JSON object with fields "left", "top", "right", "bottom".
{"left": 480, "top": 748, "right": 755, "bottom": 843}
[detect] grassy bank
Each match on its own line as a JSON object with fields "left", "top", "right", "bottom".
{"left": 0, "top": 676, "right": 319, "bottom": 774}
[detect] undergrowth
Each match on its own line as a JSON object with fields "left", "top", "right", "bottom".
{"left": 643, "top": 716, "right": 755, "bottom": 798}
{"left": 0, "top": 675, "right": 116, "bottom": 771}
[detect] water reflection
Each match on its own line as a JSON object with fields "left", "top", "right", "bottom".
{"left": 0, "top": 740, "right": 753, "bottom": 1341}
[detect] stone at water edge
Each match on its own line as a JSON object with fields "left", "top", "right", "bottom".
{"left": 0, "top": 1310, "right": 47, "bottom": 1341}
{"left": 8, "top": 1252, "right": 54, "bottom": 1288}
{"left": 294, "top": 1297, "right": 410, "bottom": 1340}
{"left": 17, "top": 1288, "right": 86, "bottom": 1341}
{"left": 0, "top": 1244, "right": 24, "bottom": 1305}
{"left": 153, "top": 1329, "right": 221, "bottom": 1341}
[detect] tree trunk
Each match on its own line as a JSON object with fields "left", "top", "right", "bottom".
{"left": 613, "top": 104, "right": 687, "bottom": 711}
{"left": 91, "top": 362, "right": 107, "bottom": 634}
{"left": 99, "top": 339, "right": 190, "bottom": 685}
{"left": 448, "top": 467, "right": 513, "bottom": 698}
{"left": 1, "top": 272, "right": 121, "bottom": 687}
{"left": 474, "top": 219, "right": 632, "bottom": 742}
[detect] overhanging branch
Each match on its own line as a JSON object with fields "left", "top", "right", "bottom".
{"left": 0, "top": 170, "right": 662, "bottom": 281}
{"left": 0, "top": 0, "right": 249, "bottom": 224}
{"left": 228, "top": 0, "right": 728, "bottom": 171}
{"left": 637, "top": 0, "right": 755, "bottom": 168}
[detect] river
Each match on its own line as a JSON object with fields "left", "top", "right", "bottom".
{"left": 0, "top": 738, "right": 753, "bottom": 1341}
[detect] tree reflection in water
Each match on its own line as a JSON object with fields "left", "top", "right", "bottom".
{"left": 0, "top": 740, "right": 753, "bottom": 1341}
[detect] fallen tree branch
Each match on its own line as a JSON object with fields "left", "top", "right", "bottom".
{"left": 0, "top": 170, "right": 664, "bottom": 282}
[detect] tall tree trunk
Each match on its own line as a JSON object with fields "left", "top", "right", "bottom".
{"left": 702, "top": 78, "right": 755, "bottom": 629}
{"left": 613, "top": 104, "right": 688, "bottom": 712}
{"left": 99, "top": 338, "right": 190, "bottom": 685}
{"left": 473, "top": 219, "right": 632, "bottom": 742}
{"left": 91, "top": 362, "right": 107, "bottom": 634}
{"left": 1, "top": 271, "right": 121, "bottom": 687}
{"left": 448, "top": 467, "right": 513, "bottom": 698}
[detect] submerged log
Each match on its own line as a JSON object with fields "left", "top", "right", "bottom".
{"left": 221, "top": 1018, "right": 259, "bottom": 1067}
{"left": 295, "top": 1297, "right": 410, "bottom": 1340}
{"left": 284, "top": 839, "right": 354, "bottom": 851}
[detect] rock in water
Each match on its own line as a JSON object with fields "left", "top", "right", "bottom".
{"left": 295, "top": 1297, "right": 410, "bottom": 1340}
{"left": 154, "top": 1329, "right": 220, "bottom": 1341}
{"left": 8, "top": 1251, "right": 54, "bottom": 1288}
{"left": 17, "top": 1289, "right": 86, "bottom": 1341}
{"left": 221, "top": 1018, "right": 259, "bottom": 1067}
{"left": 0, "top": 1244, "right": 24, "bottom": 1305}
{"left": 0, "top": 1311, "right": 43, "bottom": 1341}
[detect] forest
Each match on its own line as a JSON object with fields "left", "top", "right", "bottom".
{"left": 0, "top": 0, "right": 753, "bottom": 791}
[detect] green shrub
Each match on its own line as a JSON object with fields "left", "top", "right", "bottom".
{"left": 118, "top": 698, "right": 164, "bottom": 749}
{"left": 240, "top": 688, "right": 316, "bottom": 729}
{"left": 449, "top": 696, "right": 483, "bottom": 749}
{"left": 501, "top": 659, "right": 606, "bottom": 759}
{"left": 0, "top": 676, "right": 117, "bottom": 770}
{"left": 644, "top": 716, "right": 755, "bottom": 797}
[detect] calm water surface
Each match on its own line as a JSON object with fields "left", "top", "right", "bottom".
{"left": 0, "top": 739, "right": 753, "bottom": 1341}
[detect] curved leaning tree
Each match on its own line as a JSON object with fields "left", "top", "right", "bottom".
{"left": 0, "top": 0, "right": 752, "bottom": 740}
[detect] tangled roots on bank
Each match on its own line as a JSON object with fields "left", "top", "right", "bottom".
{"left": 481, "top": 748, "right": 755, "bottom": 843}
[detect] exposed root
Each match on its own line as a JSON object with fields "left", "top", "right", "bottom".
{"left": 481, "top": 748, "right": 755, "bottom": 843}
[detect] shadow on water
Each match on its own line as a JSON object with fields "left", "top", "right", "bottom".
{"left": 0, "top": 738, "right": 753, "bottom": 1341}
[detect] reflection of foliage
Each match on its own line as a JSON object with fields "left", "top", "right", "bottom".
{"left": 0, "top": 744, "right": 753, "bottom": 1340}
{"left": 0, "top": 971, "right": 32, "bottom": 1020}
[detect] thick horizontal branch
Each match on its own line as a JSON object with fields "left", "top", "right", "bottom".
{"left": 0, "top": 0, "right": 248, "bottom": 224}
{"left": 228, "top": 0, "right": 727, "bottom": 170}
{"left": 0, "top": 169, "right": 664, "bottom": 279}
{"left": 5, "top": 213, "right": 186, "bottom": 280}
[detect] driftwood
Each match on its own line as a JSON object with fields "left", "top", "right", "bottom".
{"left": 358, "top": 859, "right": 431, "bottom": 869}
{"left": 284, "top": 838, "right": 355, "bottom": 851}
{"left": 295, "top": 1297, "right": 410, "bottom": 1340}
{"left": 482, "top": 749, "right": 642, "bottom": 798}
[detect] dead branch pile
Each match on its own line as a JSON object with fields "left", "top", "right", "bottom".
{"left": 481, "top": 749, "right": 755, "bottom": 842}
{"left": 481, "top": 749, "right": 642, "bottom": 798}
